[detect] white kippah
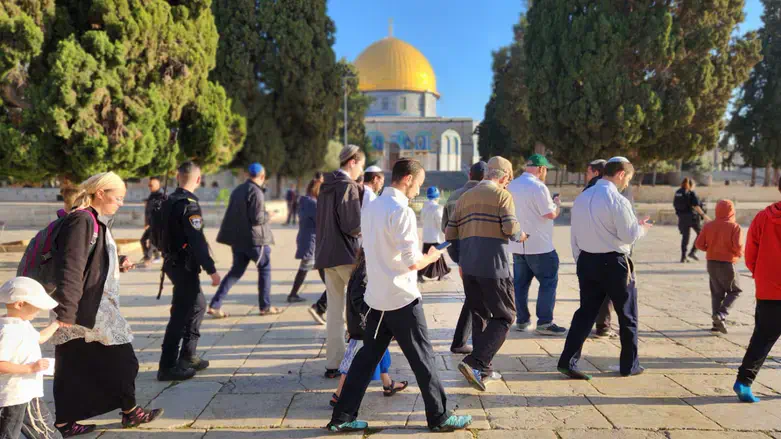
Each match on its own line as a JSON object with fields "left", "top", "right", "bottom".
{"left": 590, "top": 159, "right": 607, "bottom": 166}
{"left": 364, "top": 165, "right": 382, "bottom": 173}
{"left": 607, "top": 156, "right": 630, "bottom": 164}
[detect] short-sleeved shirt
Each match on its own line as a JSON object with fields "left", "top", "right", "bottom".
{"left": 0, "top": 317, "right": 43, "bottom": 407}
{"left": 507, "top": 173, "right": 557, "bottom": 255}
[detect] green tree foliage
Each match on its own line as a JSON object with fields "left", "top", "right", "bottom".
{"left": 336, "top": 59, "right": 374, "bottom": 162}
{"left": 524, "top": 0, "right": 760, "bottom": 170}
{"left": 0, "top": 0, "right": 245, "bottom": 183}
{"left": 213, "top": 0, "right": 343, "bottom": 179}
{"left": 723, "top": 0, "right": 781, "bottom": 175}
{"left": 478, "top": 14, "right": 533, "bottom": 167}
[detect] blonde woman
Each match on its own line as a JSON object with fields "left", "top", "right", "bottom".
{"left": 50, "top": 172, "right": 163, "bottom": 437}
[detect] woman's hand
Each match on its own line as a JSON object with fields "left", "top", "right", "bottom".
{"left": 120, "top": 257, "right": 135, "bottom": 273}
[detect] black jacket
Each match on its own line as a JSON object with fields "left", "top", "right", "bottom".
{"left": 584, "top": 176, "right": 600, "bottom": 191}
{"left": 315, "top": 171, "right": 362, "bottom": 269}
{"left": 346, "top": 259, "right": 369, "bottom": 340}
{"left": 166, "top": 188, "right": 216, "bottom": 274}
{"left": 53, "top": 208, "right": 108, "bottom": 329}
{"left": 217, "top": 180, "right": 274, "bottom": 250}
{"left": 144, "top": 190, "right": 166, "bottom": 227}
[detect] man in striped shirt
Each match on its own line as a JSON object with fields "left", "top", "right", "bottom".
{"left": 445, "top": 156, "right": 527, "bottom": 391}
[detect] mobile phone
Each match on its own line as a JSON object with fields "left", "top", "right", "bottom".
{"left": 552, "top": 193, "right": 560, "bottom": 199}
{"left": 435, "top": 242, "right": 451, "bottom": 251}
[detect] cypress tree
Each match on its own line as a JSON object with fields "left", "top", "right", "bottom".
{"left": 0, "top": 0, "right": 245, "bottom": 183}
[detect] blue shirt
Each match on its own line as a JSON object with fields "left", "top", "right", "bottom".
{"left": 571, "top": 179, "right": 646, "bottom": 262}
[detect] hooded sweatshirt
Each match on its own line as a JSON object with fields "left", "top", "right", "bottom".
{"left": 315, "top": 170, "right": 363, "bottom": 269}
{"left": 695, "top": 200, "right": 742, "bottom": 263}
{"left": 746, "top": 201, "right": 781, "bottom": 300}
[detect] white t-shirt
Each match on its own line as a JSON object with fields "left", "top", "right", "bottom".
{"left": 507, "top": 173, "right": 557, "bottom": 255}
{"left": 362, "top": 186, "right": 377, "bottom": 210}
{"left": 421, "top": 200, "right": 445, "bottom": 244}
{"left": 0, "top": 317, "right": 43, "bottom": 407}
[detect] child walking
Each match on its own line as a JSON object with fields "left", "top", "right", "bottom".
{"left": 330, "top": 251, "right": 408, "bottom": 407}
{"left": 695, "top": 199, "right": 743, "bottom": 334}
{"left": 0, "top": 277, "right": 61, "bottom": 439}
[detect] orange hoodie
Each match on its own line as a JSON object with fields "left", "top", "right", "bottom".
{"left": 695, "top": 200, "right": 743, "bottom": 263}
{"left": 746, "top": 201, "right": 781, "bottom": 300}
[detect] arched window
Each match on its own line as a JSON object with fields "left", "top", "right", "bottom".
{"left": 455, "top": 138, "right": 460, "bottom": 155}
{"left": 415, "top": 131, "right": 432, "bottom": 150}
{"left": 447, "top": 137, "right": 451, "bottom": 154}
{"left": 368, "top": 131, "right": 384, "bottom": 151}
{"left": 382, "top": 97, "right": 389, "bottom": 111}
{"left": 400, "top": 97, "right": 407, "bottom": 111}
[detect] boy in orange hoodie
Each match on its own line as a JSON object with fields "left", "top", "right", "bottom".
{"left": 695, "top": 199, "right": 743, "bottom": 335}
{"left": 734, "top": 180, "right": 781, "bottom": 403}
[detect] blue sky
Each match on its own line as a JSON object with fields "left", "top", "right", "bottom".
{"left": 329, "top": 0, "right": 765, "bottom": 122}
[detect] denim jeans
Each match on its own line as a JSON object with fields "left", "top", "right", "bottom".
{"left": 513, "top": 251, "right": 560, "bottom": 326}
{"left": 210, "top": 246, "right": 272, "bottom": 310}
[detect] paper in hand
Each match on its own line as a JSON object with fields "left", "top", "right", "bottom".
{"left": 42, "top": 358, "right": 55, "bottom": 376}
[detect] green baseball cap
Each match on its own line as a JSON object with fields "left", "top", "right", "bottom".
{"left": 527, "top": 154, "right": 553, "bottom": 168}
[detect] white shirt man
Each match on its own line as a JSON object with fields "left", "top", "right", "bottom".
{"left": 506, "top": 154, "right": 566, "bottom": 336}
{"left": 362, "top": 165, "right": 384, "bottom": 209}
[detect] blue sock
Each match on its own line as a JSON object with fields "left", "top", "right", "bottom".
{"left": 733, "top": 381, "right": 760, "bottom": 403}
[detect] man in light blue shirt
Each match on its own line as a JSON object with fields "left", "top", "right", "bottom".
{"left": 558, "top": 157, "right": 653, "bottom": 380}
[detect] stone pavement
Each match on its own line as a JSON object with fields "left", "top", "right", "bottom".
{"left": 1, "top": 225, "right": 780, "bottom": 438}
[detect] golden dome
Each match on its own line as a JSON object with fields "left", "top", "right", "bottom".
{"left": 354, "top": 37, "right": 439, "bottom": 97}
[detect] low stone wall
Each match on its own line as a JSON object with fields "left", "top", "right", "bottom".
{"left": 0, "top": 188, "right": 225, "bottom": 203}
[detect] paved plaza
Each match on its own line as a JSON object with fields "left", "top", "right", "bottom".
{"left": 2, "top": 224, "right": 781, "bottom": 438}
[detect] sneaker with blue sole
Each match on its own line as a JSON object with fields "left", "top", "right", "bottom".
{"left": 431, "top": 414, "right": 473, "bottom": 432}
{"left": 734, "top": 381, "right": 760, "bottom": 403}
{"left": 457, "top": 361, "right": 486, "bottom": 391}
{"left": 326, "top": 420, "right": 368, "bottom": 432}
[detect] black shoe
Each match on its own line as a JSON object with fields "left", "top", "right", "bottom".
{"left": 680, "top": 255, "right": 689, "bottom": 263}
{"left": 179, "top": 356, "right": 210, "bottom": 371}
{"left": 287, "top": 295, "right": 306, "bottom": 303}
{"left": 157, "top": 365, "right": 196, "bottom": 382}
{"left": 324, "top": 368, "right": 340, "bottom": 379}
{"left": 688, "top": 252, "right": 699, "bottom": 261}
{"left": 121, "top": 406, "right": 164, "bottom": 428}
{"left": 450, "top": 345, "right": 473, "bottom": 354}
{"left": 56, "top": 422, "right": 97, "bottom": 438}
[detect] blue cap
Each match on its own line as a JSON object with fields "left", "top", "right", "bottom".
{"left": 248, "top": 163, "right": 264, "bottom": 177}
{"left": 426, "top": 186, "right": 440, "bottom": 200}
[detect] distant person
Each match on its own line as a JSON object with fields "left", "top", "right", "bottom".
{"left": 419, "top": 186, "right": 450, "bottom": 282}
{"left": 733, "top": 179, "right": 781, "bottom": 403}
{"left": 287, "top": 179, "right": 327, "bottom": 306}
{"left": 328, "top": 158, "right": 471, "bottom": 432}
{"left": 211, "top": 181, "right": 219, "bottom": 188}
{"left": 446, "top": 157, "right": 526, "bottom": 391}
{"left": 158, "top": 163, "right": 220, "bottom": 381}
{"left": 314, "top": 171, "right": 325, "bottom": 183}
{"left": 559, "top": 157, "right": 651, "bottom": 380}
{"left": 0, "top": 277, "right": 61, "bottom": 439}
{"left": 584, "top": 159, "right": 606, "bottom": 190}
{"left": 210, "top": 163, "right": 279, "bottom": 317}
{"left": 315, "top": 145, "right": 364, "bottom": 379}
{"left": 362, "top": 165, "right": 385, "bottom": 206}
{"left": 695, "top": 200, "right": 743, "bottom": 334}
{"left": 441, "top": 161, "right": 487, "bottom": 355}
{"left": 675, "top": 178, "right": 711, "bottom": 263}
{"left": 285, "top": 184, "right": 298, "bottom": 226}
{"left": 508, "top": 154, "right": 566, "bottom": 336}
{"left": 51, "top": 172, "right": 163, "bottom": 435}
{"left": 141, "top": 177, "right": 165, "bottom": 267}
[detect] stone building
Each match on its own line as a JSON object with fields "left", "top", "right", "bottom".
{"left": 354, "top": 30, "right": 479, "bottom": 171}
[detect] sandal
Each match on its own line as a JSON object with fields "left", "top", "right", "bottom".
{"left": 383, "top": 380, "right": 409, "bottom": 397}
{"left": 259, "top": 306, "right": 283, "bottom": 316}
{"left": 207, "top": 307, "right": 229, "bottom": 319}
{"left": 329, "top": 392, "right": 340, "bottom": 407}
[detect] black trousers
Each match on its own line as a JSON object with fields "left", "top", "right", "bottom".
{"left": 737, "top": 300, "right": 781, "bottom": 385}
{"left": 451, "top": 299, "right": 472, "bottom": 351}
{"left": 160, "top": 264, "right": 206, "bottom": 369}
{"left": 679, "top": 221, "right": 702, "bottom": 255}
{"left": 331, "top": 299, "right": 450, "bottom": 429}
{"left": 461, "top": 275, "right": 515, "bottom": 373}
{"left": 0, "top": 403, "right": 25, "bottom": 439}
{"left": 140, "top": 228, "right": 159, "bottom": 260}
{"left": 559, "top": 252, "right": 641, "bottom": 375}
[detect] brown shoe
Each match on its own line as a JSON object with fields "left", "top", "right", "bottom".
{"left": 259, "top": 306, "right": 283, "bottom": 316}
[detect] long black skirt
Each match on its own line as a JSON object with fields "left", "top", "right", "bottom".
{"left": 419, "top": 242, "right": 452, "bottom": 280}
{"left": 53, "top": 339, "right": 138, "bottom": 423}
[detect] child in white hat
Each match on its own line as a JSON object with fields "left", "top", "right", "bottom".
{"left": 0, "top": 277, "right": 61, "bottom": 439}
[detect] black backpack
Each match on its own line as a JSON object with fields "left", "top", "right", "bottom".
{"left": 149, "top": 192, "right": 188, "bottom": 256}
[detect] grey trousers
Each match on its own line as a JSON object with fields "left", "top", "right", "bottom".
{"left": 707, "top": 261, "right": 742, "bottom": 319}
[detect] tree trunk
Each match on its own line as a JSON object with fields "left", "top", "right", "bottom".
{"left": 276, "top": 174, "right": 282, "bottom": 199}
{"left": 637, "top": 172, "right": 644, "bottom": 188}
{"left": 774, "top": 167, "right": 780, "bottom": 187}
{"left": 651, "top": 163, "right": 658, "bottom": 187}
{"left": 751, "top": 167, "right": 757, "bottom": 187}
{"left": 765, "top": 163, "right": 773, "bottom": 187}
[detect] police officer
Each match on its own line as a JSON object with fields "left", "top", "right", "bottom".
{"left": 157, "top": 162, "right": 222, "bottom": 382}
{"left": 558, "top": 157, "right": 652, "bottom": 380}
{"left": 674, "top": 177, "right": 711, "bottom": 263}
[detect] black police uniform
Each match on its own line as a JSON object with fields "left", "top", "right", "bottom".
{"left": 674, "top": 187, "right": 702, "bottom": 260}
{"left": 158, "top": 188, "right": 216, "bottom": 373}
